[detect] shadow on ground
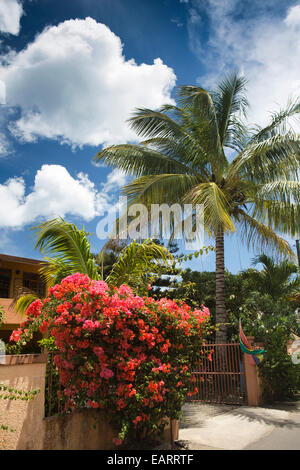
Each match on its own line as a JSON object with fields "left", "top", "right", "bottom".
{"left": 230, "top": 402, "right": 300, "bottom": 429}
{"left": 179, "top": 403, "right": 236, "bottom": 429}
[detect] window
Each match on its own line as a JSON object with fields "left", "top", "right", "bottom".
{"left": 0, "top": 269, "right": 11, "bottom": 298}
{"left": 23, "top": 272, "right": 45, "bottom": 297}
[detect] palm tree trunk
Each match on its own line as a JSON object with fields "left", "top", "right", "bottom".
{"left": 215, "top": 226, "right": 227, "bottom": 343}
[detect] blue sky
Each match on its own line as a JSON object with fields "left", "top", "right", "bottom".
{"left": 0, "top": 0, "right": 299, "bottom": 273}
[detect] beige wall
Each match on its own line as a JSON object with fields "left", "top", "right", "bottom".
{"left": 243, "top": 337, "right": 263, "bottom": 406}
{"left": 43, "top": 412, "right": 177, "bottom": 450}
{"left": 0, "top": 354, "right": 178, "bottom": 450}
{"left": 43, "top": 409, "right": 117, "bottom": 450}
{"left": 0, "top": 354, "right": 47, "bottom": 450}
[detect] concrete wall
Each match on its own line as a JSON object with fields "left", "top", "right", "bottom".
{"left": 43, "top": 412, "right": 178, "bottom": 450}
{"left": 243, "top": 337, "right": 263, "bottom": 406}
{"left": 0, "top": 354, "right": 47, "bottom": 450}
{"left": 43, "top": 409, "right": 117, "bottom": 450}
{"left": 0, "top": 354, "right": 178, "bottom": 450}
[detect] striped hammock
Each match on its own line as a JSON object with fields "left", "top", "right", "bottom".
{"left": 239, "top": 320, "right": 266, "bottom": 365}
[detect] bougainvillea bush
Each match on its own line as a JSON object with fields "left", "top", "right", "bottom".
{"left": 10, "top": 273, "right": 211, "bottom": 445}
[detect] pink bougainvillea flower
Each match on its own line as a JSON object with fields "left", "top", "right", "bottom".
{"left": 9, "top": 271, "right": 211, "bottom": 446}
{"left": 100, "top": 368, "right": 114, "bottom": 379}
{"left": 10, "top": 328, "right": 22, "bottom": 342}
{"left": 112, "top": 437, "right": 123, "bottom": 446}
{"left": 117, "top": 284, "right": 133, "bottom": 297}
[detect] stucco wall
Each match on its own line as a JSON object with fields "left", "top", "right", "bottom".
{"left": 0, "top": 354, "right": 47, "bottom": 450}
{"left": 0, "top": 354, "right": 178, "bottom": 450}
{"left": 43, "top": 409, "right": 117, "bottom": 450}
{"left": 42, "top": 411, "right": 178, "bottom": 450}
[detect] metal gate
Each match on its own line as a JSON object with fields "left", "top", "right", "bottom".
{"left": 189, "top": 342, "right": 247, "bottom": 405}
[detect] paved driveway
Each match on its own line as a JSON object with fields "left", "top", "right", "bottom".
{"left": 178, "top": 401, "right": 300, "bottom": 450}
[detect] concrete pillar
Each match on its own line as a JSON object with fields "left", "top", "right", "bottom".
{"left": 286, "top": 339, "right": 294, "bottom": 355}
{"left": 243, "top": 336, "right": 263, "bottom": 406}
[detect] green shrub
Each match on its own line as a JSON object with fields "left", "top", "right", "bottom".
{"left": 229, "top": 294, "right": 300, "bottom": 402}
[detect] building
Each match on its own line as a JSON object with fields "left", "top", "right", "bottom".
{"left": 0, "top": 254, "right": 46, "bottom": 345}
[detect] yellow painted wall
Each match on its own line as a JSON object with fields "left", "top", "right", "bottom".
{"left": 0, "top": 259, "right": 41, "bottom": 299}
{"left": 0, "top": 259, "right": 46, "bottom": 327}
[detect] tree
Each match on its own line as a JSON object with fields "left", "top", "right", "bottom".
{"left": 95, "top": 72, "right": 300, "bottom": 342}
{"left": 240, "top": 253, "right": 299, "bottom": 301}
{"left": 229, "top": 296, "right": 300, "bottom": 402}
{"left": 95, "top": 239, "right": 129, "bottom": 279}
{"left": 155, "top": 268, "right": 244, "bottom": 334}
{"left": 15, "top": 218, "right": 175, "bottom": 314}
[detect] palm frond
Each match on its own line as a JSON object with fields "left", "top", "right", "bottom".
{"left": 32, "top": 218, "right": 99, "bottom": 280}
{"left": 253, "top": 253, "right": 298, "bottom": 277}
{"left": 10, "top": 284, "right": 40, "bottom": 317}
{"left": 223, "top": 115, "right": 249, "bottom": 152}
{"left": 211, "top": 72, "right": 249, "bottom": 147}
{"left": 237, "top": 209, "right": 295, "bottom": 259}
{"left": 256, "top": 180, "right": 300, "bottom": 204}
{"left": 122, "top": 173, "right": 200, "bottom": 207}
{"left": 183, "top": 182, "right": 235, "bottom": 233}
{"left": 176, "top": 85, "right": 225, "bottom": 171}
{"left": 229, "top": 132, "right": 300, "bottom": 180}
{"left": 128, "top": 107, "right": 186, "bottom": 140}
{"left": 140, "top": 136, "right": 209, "bottom": 178}
{"left": 94, "top": 144, "right": 194, "bottom": 177}
{"left": 106, "top": 239, "right": 174, "bottom": 292}
{"left": 39, "top": 257, "right": 73, "bottom": 286}
{"left": 251, "top": 253, "right": 299, "bottom": 299}
{"left": 15, "top": 294, "right": 39, "bottom": 316}
{"left": 251, "top": 198, "right": 300, "bottom": 238}
{"left": 251, "top": 97, "right": 300, "bottom": 142}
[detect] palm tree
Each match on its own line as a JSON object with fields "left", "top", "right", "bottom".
{"left": 241, "top": 253, "right": 299, "bottom": 301}
{"left": 94, "top": 72, "right": 300, "bottom": 342}
{"left": 15, "top": 218, "right": 174, "bottom": 314}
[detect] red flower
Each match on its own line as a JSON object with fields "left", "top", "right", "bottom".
{"left": 113, "top": 437, "right": 123, "bottom": 446}
{"left": 87, "top": 400, "right": 99, "bottom": 408}
{"left": 9, "top": 272, "right": 211, "bottom": 446}
{"left": 148, "top": 381, "right": 158, "bottom": 393}
{"left": 133, "top": 416, "right": 142, "bottom": 426}
{"left": 10, "top": 328, "right": 22, "bottom": 342}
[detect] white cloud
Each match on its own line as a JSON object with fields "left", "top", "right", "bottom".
{"left": 0, "top": 80, "right": 6, "bottom": 104}
{"left": 0, "top": 164, "right": 126, "bottom": 228}
{"left": 187, "top": 6, "right": 204, "bottom": 57}
{"left": 0, "top": 132, "right": 12, "bottom": 157}
{"left": 0, "top": 106, "right": 13, "bottom": 157}
{"left": 102, "top": 168, "right": 127, "bottom": 193}
{"left": 0, "top": 17, "right": 176, "bottom": 148}
{"left": 0, "top": 0, "right": 23, "bottom": 35}
{"left": 188, "top": 0, "right": 300, "bottom": 127}
{"left": 285, "top": 5, "right": 300, "bottom": 27}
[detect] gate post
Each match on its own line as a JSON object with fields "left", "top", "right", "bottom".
{"left": 243, "top": 336, "right": 263, "bottom": 406}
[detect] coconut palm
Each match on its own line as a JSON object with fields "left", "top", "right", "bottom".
{"left": 241, "top": 253, "right": 299, "bottom": 301}
{"left": 94, "top": 72, "right": 300, "bottom": 342}
{"left": 15, "top": 218, "right": 174, "bottom": 314}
